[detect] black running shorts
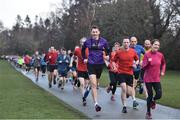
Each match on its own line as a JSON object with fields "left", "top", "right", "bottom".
{"left": 116, "top": 74, "right": 133, "bottom": 87}
{"left": 77, "top": 71, "right": 89, "bottom": 79}
{"left": 49, "top": 64, "right": 57, "bottom": 72}
{"left": 87, "top": 64, "right": 103, "bottom": 79}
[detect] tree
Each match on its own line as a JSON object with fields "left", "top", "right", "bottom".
{"left": 24, "top": 15, "right": 32, "bottom": 28}
{"left": 0, "top": 20, "right": 4, "bottom": 32}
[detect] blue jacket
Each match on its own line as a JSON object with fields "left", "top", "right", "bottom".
{"left": 40, "top": 56, "right": 47, "bottom": 66}
{"left": 131, "top": 44, "right": 145, "bottom": 71}
{"left": 131, "top": 44, "right": 145, "bottom": 59}
{"left": 57, "top": 54, "right": 70, "bottom": 72}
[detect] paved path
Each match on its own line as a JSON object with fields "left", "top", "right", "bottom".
{"left": 15, "top": 67, "right": 180, "bottom": 119}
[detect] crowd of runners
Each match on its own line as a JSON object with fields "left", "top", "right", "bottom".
{"left": 7, "top": 25, "right": 166, "bottom": 119}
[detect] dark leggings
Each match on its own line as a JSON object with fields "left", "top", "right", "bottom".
{"left": 146, "top": 82, "right": 162, "bottom": 112}
{"left": 109, "top": 71, "right": 118, "bottom": 95}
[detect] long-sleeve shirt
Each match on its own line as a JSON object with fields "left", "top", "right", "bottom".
{"left": 131, "top": 45, "right": 145, "bottom": 59}
{"left": 57, "top": 54, "right": 70, "bottom": 72}
{"left": 142, "top": 51, "right": 166, "bottom": 83}
{"left": 114, "top": 48, "right": 138, "bottom": 75}
{"left": 131, "top": 45, "right": 145, "bottom": 71}
{"left": 82, "top": 37, "right": 110, "bottom": 64}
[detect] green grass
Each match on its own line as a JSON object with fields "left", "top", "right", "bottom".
{"left": 100, "top": 68, "right": 180, "bottom": 109}
{"left": 0, "top": 60, "right": 88, "bottom": 119}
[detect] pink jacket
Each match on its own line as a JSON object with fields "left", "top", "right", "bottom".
{"left": 142, "top": 51, "right": 166, "bottom": 83}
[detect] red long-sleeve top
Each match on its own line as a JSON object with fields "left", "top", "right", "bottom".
{"left": 142, "top": 51, "right": 166, "bottom": 83}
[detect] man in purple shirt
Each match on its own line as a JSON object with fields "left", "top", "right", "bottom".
{"left": 82, "top": 25, "right": 110, "bottom": 112}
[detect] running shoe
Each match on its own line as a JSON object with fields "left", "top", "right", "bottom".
{"left": 61, "top": 87, "right": 64, "bottom": 90}
{"left": 49, "top": 83, "right": 52, "bottom": 88}
{"left": 133, "top": 100, "right": 139, "bottom": 108}
{"left": 58, "top": 80, "right": 62, "bottom": 88}
{"left": 122, "top": 106, "right": 127, "bottom": 113}
{"left": 95, "top": 104, "right": 101, "bottom": 112}
{"left": 111, "top": 95, "right": 115, "bottom": 101}
{"left": 150, "top": 100, "right": 156, "bottom": 109}
{"left": 53, "top": 79, "right": 56, "bottom": 85}
{"left": 36, "top": 77, "right": 38, "bottom": 82}
{"left": 82, "top": 97, "right": 87, "bottom": 106}
{"left": 145, "top": 112, "right": 152, "bottom": 119}
{"left": 106, "top": 86, "right": 111, "bottom": 93}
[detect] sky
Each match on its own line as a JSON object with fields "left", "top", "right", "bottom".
{"left": 0, "top": 0, "right": 62, "bottom": 29}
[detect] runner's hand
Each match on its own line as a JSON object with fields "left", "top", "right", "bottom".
{"left": 161, "top": 72, "right": 165, "bottom": 76}
{"left": 148, "top": 58, "right": 152, "bottom": 62}
{"left": 104, "top": 55, "right": 109, "bottom": 61}
{"left": 84, "top": 59, "right": 88, "bottom": 64}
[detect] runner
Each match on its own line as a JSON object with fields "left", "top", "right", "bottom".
{"left": 18, "top": 56, "right": 24, "bottom": 68}
{"left": 40, "top": 53, "right": 47, "bottom": 77}
{"left": 46, "top": 46, "right": 58, "bottom": 88}
{"left": 106, "top": 42, "right": 120, "bottom": 101}
{"left": 68, "top": 48, "right": 79, "bottom": 89}
{"left": 74, "top": 37, "right": 89, "bottom": 106}
{"left": 139, "top": 39, "right": 152, "bottom": 98}
{"left": 142, "top": 39, "right": 166, "bottom": 119}
{"left": 130, "top": 36, "right": 145, "bottom": 108}
{"left": 57, "top": 48, "right": 70, "bottom": 90}
{"left": 114, "top": 37, "right": 139, "bottom": 113}
{"left": 82, "top": 25, "right": 110, "bottom": 112}
{"left": 33, "top": 51, "right": 41, "bottom": 82}
{"left": 24, "top": 54, "right": 31, "bottom": 73}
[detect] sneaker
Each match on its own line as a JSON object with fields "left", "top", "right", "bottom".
{"left": 36, "top": 77, "right": 38, "bottom": 82}
{"left": 111, "top": 96, "right": 115, "bottom": 101}
{"left": 49, "top": 83, "right": 52, "bottom": 88}
{"left": 53, "top": 79, "right": 56, "bottom": 85}
{"left": 58, "top": 80, "right": 62, "bottom": 88}
{"left": 95, "top": 104, "right": 101, "bottom": 112}
{"left": 133, "top": 101, "right": 139, "bottom": 108}
{"left": 145, "top": 112, "right": 152, "bottom": 119}
{"left": 106, "top": 86, "right": 111, "bottom": 93}
{"left": 150, "top": 100, "right": 156, "bottom": 109}
{"left": 61, "top": 87, "right": 64, "bottom": 90}
{"left": 82, "top": 97, "right": 87, "bottom": 106}
{"left": 122, "top": 106, "right": 127, "bottom": 113}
